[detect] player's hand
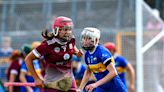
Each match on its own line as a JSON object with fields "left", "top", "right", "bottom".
{"left": 129, "top": 85, "right": 134, "bottom": 92}
{"left": 35, "top": 78, "right": 44, "bottom": 88}
{"left": 85, "top": 83, "right": 97, "bottom": 92}
{"left": 76, "top": 49, "right": 83, "bottom": 57}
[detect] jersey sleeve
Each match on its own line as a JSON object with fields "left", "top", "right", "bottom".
{"left": 99, "top": 46, "right": 114, "bottom": 66}
{"left": 119, "top": 56, "right": 129, "bottom": 68}
{"left": 9, "top": 60, "right": 20, "bottom": 75}
{"left": 32, "top": 41, "right": 50, "bottom": 58}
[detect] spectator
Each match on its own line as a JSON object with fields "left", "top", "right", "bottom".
{"left": 0, "top": 36, "right": 13, "bottom": 57}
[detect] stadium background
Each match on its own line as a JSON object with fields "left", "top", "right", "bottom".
{"left": 0, "top": 0, "right": 164, "bottom": 92}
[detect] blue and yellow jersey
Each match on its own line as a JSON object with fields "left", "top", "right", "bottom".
{"left": 84, "top": 45, "right": 127, "bottom": 92}
{"left": 21, "top": 60, "right": 41, "bottom": 82}
{"left": 73, "top": 64, "right": 86, "bottom": 80}
{"left": 73, "top": 64, "right": 86, "bottom": 86}
{"left": 84, "top": 45, "right": 115, "bottom": 81}
{"left": 114, "top": 55, "right": 128, "bottom": 85}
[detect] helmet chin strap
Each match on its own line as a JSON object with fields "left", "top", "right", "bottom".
{"left": 81, "top": 39, "right": 97, "bottom": 51}
{"left": 59, "top": 34, "right": 72, "bottom": 42}
{"left": 59, "top": 37, "right": 68, "bottom": 42}
{"left": 82, "top": 46, "right": 95, "bottom": 51}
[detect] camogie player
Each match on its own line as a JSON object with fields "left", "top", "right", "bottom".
{"left": 7, "top": 50, "right": 22, "bottom": 92}
{"left": 72, "top": 54, "right": 96, "bottom": 88}
{"left": 77, "top": 27, "right": 127, "bottom": 92}
{"left": 19, "top": 44, "right": 42, "bottom": 92}
{"left": 25, "top": 16, "right": 83, "bottom": 92}
{"left": 72, "top": 54, "right": 86, "bottom": 87}
{"left": 104, "top": 42, "right": 135, "bottom": 92}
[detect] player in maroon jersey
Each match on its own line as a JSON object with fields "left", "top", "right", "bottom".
{"left": 25, "top": 16, "right": 83, "bottom": 92}
{"left": 7, "top": 50, "right": 22, "bottom": 92}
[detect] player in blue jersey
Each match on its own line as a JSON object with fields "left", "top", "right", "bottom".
{"left": 72, "top": 55, "right": 96, "bottom": 88}
{"left": 20, "top": 60, "right": 41, "bottom": 92}
{"left": 19, "top": 44, "right": 42, "bottom": 92}
{"left": 104, "top": 42, "right": 135, "bottom": 92}
{"left": 77, "top": 27, "right": 127, "bottom": 92}
{"left": 72, "top": 55, "right": 86, "bottom": 87}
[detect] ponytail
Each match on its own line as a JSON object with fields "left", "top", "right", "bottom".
{"left": 41, "top": 29, "right": 54, "bottom": 40}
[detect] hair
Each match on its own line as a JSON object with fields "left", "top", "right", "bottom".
{"left": 31, "top": 41, "right": 41, "bottom": 49}
{"left": 41, "top": 28, "right": 54, "bottom": 40}
{"left": 10, "top": 49, "right": 21, "bottom": 61}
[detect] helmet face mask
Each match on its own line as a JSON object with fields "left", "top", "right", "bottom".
{"left": 81, "top": 27, "right": 100, "bottom": 50}
{"left": 61, "top": 26, "right": 73, "bottom": 31}
{"left": 52, "top": 16, "right": 73, "bottom": 42}
{"left": 55, "top": 26, "right": 73, "bottom": 42}
{"left": 81, "top": 38, "right": 95, "bottom": 50}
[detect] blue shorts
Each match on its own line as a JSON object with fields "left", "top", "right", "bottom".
{"left": 92, "top": 76, "right": 127, "bottom": 92}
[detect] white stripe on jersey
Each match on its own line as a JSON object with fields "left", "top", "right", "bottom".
{"left": 11, "top": 69, "right": 18, "bottom": 75}
{"left": 32, "top": 49, "right": 41, "bottom": 58}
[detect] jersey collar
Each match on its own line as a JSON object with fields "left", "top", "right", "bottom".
{"left": 89, "top": 44, "right": 98, "bottom": 54}
{"left": 52, "top": 38, "right": 68, "bottom": 45}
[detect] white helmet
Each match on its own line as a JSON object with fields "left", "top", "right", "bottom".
{"left": 81, "top": 27, "right": 101, "bottom": 50}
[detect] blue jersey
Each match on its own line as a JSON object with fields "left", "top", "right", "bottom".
{"left": 73, "top": 64, "right": 87, "bottom": 87}
{"left": 73, "top": 64, "right": 86, "bottom": 80}
{"left": 0, "top": 48, "right": 13, "bottom": 57}
{"left": 115, "top": 55, "right": 128, "bottom": 86}
{"left": 84, "top": 45, "right": 127, "bottom": 92}
{"left": 21, "top": 60, "right": 42, "bottom": 82}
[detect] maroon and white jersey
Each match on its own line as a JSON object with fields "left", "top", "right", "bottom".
{"left": 32, "top": 37, "right": 75, "bottom": 75}
{"left": 7, "top": 58, "right": 23, "bottom": 92}
{"left": 7, "top": 58, "right": 23, "bottom": 81}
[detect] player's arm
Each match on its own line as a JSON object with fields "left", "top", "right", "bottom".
{"left": 95, "top": 59, "right": 118, "bottom": 87}
{"left": 25, "top": 51, "right": 44, "bottom": 88}
{"left": 73, "top": 46, "right": 83, "bottom": 57}
{"left": 126, "top": 63, "right": 135, "bottom": 92}
{"left": 89, "top": 72, "right": 96, "bottom": 81}
{"left": 25, "top": 52, "right": 40, "bottom": 80}
{"left": 8, "top": 73, "right": 16, "bottom": 92}
{"left": 78, "top": 68, "right": 92, "bottom": 91}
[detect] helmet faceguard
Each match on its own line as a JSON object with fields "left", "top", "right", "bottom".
{"left": 81, "top": 27, "right": 100, "bottom": 50}
{"left": 52, "top": 16, "right": 74, "bottom": 42}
